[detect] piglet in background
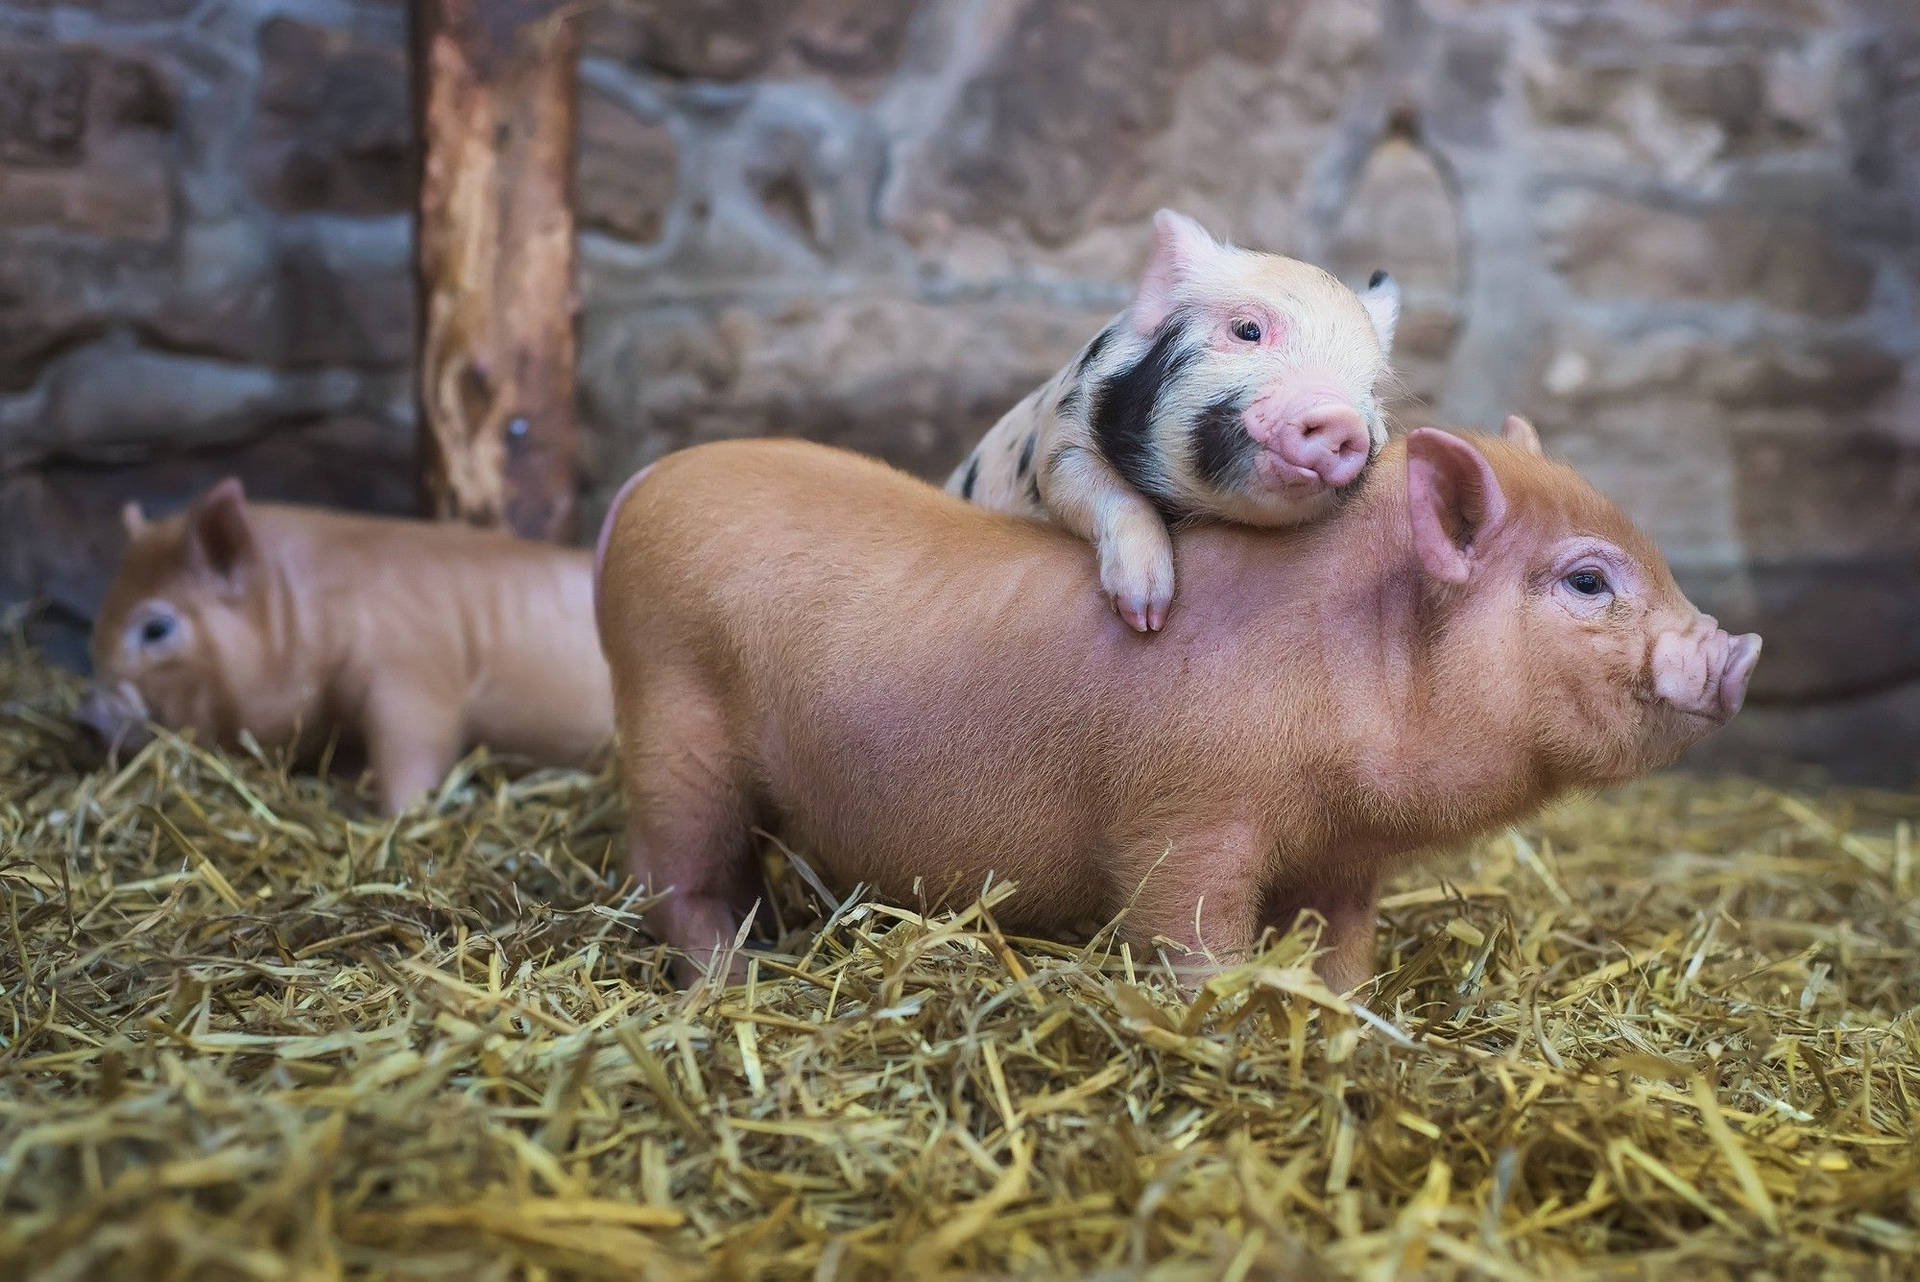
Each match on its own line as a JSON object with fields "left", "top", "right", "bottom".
{"left": 950, "top": 209, "right": 1401, "bottom": 631}
{"left": 598, "top": 418, "right": 1759, "bottom": 990}
{"left": 79, "top": 479, "right": 613, "bottom": 815}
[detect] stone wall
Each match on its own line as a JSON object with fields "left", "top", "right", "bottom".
{"left": 2, "top": 0, "right": 1916, "bottom": 782}
{"left": 1, "top": 0, "right": 419, "bottom": 636}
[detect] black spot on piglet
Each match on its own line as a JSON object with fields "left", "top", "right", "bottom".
{"left": 1192, "top": 394, "right": 1251, "bottom": 491}
{"left": 1091, "top": 313, "right": 1195, "bottom": 506}
{"left": 1368, "top": 270, "right": 1388, "bottom": 289}
{"left": 1076, "top": 323, "right": 1116, "bottom": 376}
{"left": 961, "top": 456, "right": 980, "bottom": 501}
{"left": 1017, "top": 433, "right": 1036, "bottom": 478}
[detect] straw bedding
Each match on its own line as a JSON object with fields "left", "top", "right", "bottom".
{"left": 2, "top": 633, "right": 1916, "bottom": 1281}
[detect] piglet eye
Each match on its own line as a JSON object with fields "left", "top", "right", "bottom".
{"left": 1566, "top": 570, "right": 1609, "bottom": 597}
{"left": 139, "top": 616, "right": 175, "bottom": 646}
{"left": 1230, "top": 318, "right": 1262, "bottom": 343}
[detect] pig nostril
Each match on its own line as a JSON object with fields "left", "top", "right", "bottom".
{"left": 1297, "top": 407, "right": 1367, "bottom": 449}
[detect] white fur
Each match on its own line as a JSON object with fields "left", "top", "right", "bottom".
{"left": 948, "top": 209, "right": 1400, "bottom": 630}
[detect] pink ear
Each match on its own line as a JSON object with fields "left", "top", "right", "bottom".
{"left": 186, "top": 477, "right": 256, "bottom": 589}
{"left": 1406, "top": 429, "right": 1508, "bottom": 584}
{"left": 1501, "top": 414, "right": 1543, "bottom": 456}
{"left": 1132, "top": 209, "right": 1218, "bottom": 336}
{"left": 120, "top": 500, "right": 148, "bottom": 538}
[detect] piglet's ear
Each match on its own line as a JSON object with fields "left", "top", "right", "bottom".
{"left": 1501, "top": 414, "right": 1543, "bottom": 455}
{"left": 1132, "top": 209, "right": 1219, "bottom": 337}
{"left": 1360, "top": 270, "right": 1400, "bottom": 357}
{"left": 185, "top": 477, "right": 256, "bottom": 592}
{"left": 120, "top": 501, "right": 148, "bottom": 539}
{"left": 1406, "top": 428, "right": 1508, "bottom": 585}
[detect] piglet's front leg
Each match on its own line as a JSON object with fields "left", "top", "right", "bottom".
{"left": 1120, "top": 824, "right": 1269, "bottom": 982}
{"left": 1041, "top": 445, "right": 1176, "bottom": 632}
{"left": 362, "top": 678, "right": 464, "bottom": 816}
{"left": 1265, "top": 878, "right": 1383, "bottom": 996}
{"left": 1096, "top": 508, "right": 1177, "bottom": 635}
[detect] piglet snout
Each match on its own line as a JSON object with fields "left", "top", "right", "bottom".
{"left": 1651, "top": 622, "right": 1762, "bottom": 722}
{"left": 1275, "top": 402, "right": 1370, "bottom": 488}
{"left": 76, "top": 688, "right": 119, "bottom": 741}
{"left": 75, "top": 684, "right": 151, "bottom": 755}
{"left": 1718, "top": 632, "right": 1762, "bottom": 720}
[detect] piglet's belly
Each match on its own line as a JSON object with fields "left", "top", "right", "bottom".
{"left": 468, "top": 693, "right": 609, "bottom": 766}
{"left": 749, "top": 694, "right": 1116, "bottom": 930}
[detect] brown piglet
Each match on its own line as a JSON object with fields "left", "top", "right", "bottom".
{"left": 594, "top": 419, "right": 1760, "bottom": 990}
{"left": 80, "top": 479, "right": 613, "bottom": 814}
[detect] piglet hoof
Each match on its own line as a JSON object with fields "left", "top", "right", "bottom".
{"left": 1109, "top": 591, "right": 1156, "bottom": 633}
{"left": 1099, "top": 541, "right": 1175, "bottom": 634}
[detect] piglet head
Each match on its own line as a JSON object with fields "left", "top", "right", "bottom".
{"left": 1129, "top": 209, "right": 1399, "bottom": 526}
{"left": 83, "top": 478, "right": 287, "bottom": 755}
{"left": 1407, "top": 418, "right": 1760, "bottom": 783}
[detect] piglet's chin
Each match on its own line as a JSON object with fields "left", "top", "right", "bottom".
{"left": 1251, "top": 450, "right": 1333, "bottom": 496}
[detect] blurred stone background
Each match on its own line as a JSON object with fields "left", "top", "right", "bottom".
{"left": 1, "top": 0, "right": 1915, "bottom": 782}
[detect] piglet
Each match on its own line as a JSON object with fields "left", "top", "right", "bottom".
{"left": 949, "top": 209, "right": 1400, "bottom": 632}
{"left": 596, "top": 418, "right": 1759, "bottom": 990}
{"left": 80, "top": 479, "right": 613, "bottom": 814}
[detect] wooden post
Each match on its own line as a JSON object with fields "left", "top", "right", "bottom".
{"left": 413, "top": 0, "right": 581, "bottom": 541}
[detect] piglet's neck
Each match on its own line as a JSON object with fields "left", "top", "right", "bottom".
{"left": 250, "top": 511, "right": 357, "bottom": 702}
{"left": 1267, "top": 468, "right": 1550, "bottom": 845}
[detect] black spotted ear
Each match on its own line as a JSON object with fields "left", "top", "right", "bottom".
{"left": 1406, "top": 428, "right": 1508, "bottom": 584}
{"left": 185, "top": 477, "right": 256, "bottom": 592}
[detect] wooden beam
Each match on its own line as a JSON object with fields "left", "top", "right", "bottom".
{"left": 413, "top": 0, "right": 581, "bottom": 541}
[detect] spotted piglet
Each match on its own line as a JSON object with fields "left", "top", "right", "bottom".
{"left": 948, "top": 210, "right": 1400, "bottom": 631}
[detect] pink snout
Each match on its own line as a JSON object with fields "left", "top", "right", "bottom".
{"left": 1245, "top": 392, "right": 1372, "bottom": 491}
{"left": 1651, "top": 620, "right": 1762, "bottom": 722}
{"left": 75, "top": 683, "right": 151, "bottom": 754}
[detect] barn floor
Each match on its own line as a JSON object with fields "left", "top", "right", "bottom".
{"left": 2, "top": 637, "right": 1917, "bottom": 1282}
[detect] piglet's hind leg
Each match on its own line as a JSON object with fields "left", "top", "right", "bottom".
{"left": 616, "top": 689, "right": 762, "bottom": 986}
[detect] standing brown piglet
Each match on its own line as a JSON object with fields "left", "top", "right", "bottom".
{"left": 594, "top": 420, "right": 1759, "bottom": 990}
{"left": 80, "top": 479, "right": 613, "bottom": 814}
